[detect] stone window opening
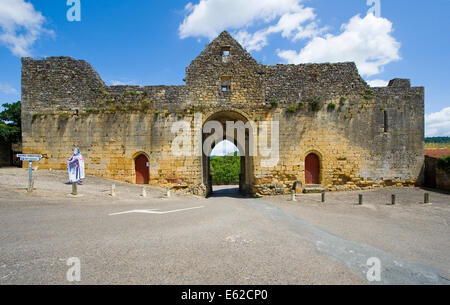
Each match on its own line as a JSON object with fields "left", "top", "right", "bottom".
{"left": 221, "top": 46, "right": 231, "bottom": 63}
{"left": 221, "top": 76, "right": 231, "bottom": 93}
{"left": 384, "top": 110, "right": 388, "bottom": 132}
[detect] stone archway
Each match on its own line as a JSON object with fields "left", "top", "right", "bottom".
{"left": 134, "top": 153, "right": 149, "bottom": 184}
{"left": 202, "top": 110, "right": 254, "bottom": 197}
{"left": 305, "top": 153, "right": 320, "bottom": 185}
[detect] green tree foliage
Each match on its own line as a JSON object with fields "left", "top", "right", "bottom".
{"left": 0, "top": 101, "right": 21, "bottom": 143}
{"left": 425, "top": 137, "right": 450, "bottom": 144}
{"left": 437, "top": 156, "right": 450, "bottom": 173}
{"left": 210, "top": 153, "right": 240, "bottom": 184}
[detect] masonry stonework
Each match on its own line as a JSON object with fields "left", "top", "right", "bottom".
{"left": 21, "top": 32, "right": 424, "bottom": 196}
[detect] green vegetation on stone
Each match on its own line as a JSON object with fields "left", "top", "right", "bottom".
{"left": 310, "top": 98, "right": 321, "bottom": 112}
{"left": 286, "top": 105, "right": 298, "bottom": 114}
{"left": 270, "top": 99, "right": 279, "bottom": 108}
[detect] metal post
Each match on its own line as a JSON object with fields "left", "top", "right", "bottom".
{"left": 72, "top": 182, "right": 77, "bottom": 196}
{"left": 142, "top": 187, "right": 147, "bottom": 198}
{"left": 321, "top": 192, "right": 326, "bottom": 203}
{"left": 291, "top": 190, "right": 296, "bottom": 202}
{"left": 391, "top": 194, "right": 396, "bottom": 205}
{"left": 424, "top": 193, "right": 430, "bottom": 204}
{"left": 359, "top": 194, "right": 363, "bottom": 205}
{"left": 166, "top": 188, "right": 171, "bottom": 198}
{"left": 111, "top": 184, "right": 116, "bottom": 197}
{"left": 27, "top": 161, "right": 33, "bottom": 193}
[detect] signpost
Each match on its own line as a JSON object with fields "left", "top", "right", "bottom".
{"left": 16, "top": 154, "right": 43, "bottom": 193}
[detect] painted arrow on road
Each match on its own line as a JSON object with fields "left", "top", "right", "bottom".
{"left": 109, "top": 206, "right": 205, "bottom": 216}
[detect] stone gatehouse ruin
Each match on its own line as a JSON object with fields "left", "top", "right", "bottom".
{"left": 21, "top": 31, "right": 424, "bottom": 196}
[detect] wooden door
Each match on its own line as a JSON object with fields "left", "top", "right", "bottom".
{"left": 305, "top": 153, "right": 320, "bottom": 185}
{"left": 135, "top": 154, "right": 149, "bottom": 184}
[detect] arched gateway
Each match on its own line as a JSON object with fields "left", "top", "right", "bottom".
{"left": 202, "top": 110, "right": 254, "bottom": 197}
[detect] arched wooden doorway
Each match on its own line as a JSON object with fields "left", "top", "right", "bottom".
{"left": 135, "top": 154, "right": 149, "bottom": 184}
{"left": 305, "top": 153, "right": 320, "bottom": 185}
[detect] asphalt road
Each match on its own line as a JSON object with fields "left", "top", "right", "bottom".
{"left": 0, "top": 168, "right": 449, "bottom": 285}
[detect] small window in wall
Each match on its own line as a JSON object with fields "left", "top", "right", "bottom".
{"left": 222, "top": 46, "right": 231, "bottom": 63}
{"left": 221, "top": 46, "right": 230, "bottom": 56}
{"left": 221, "top": 76, "right": 231, "bottom": 93}
{"left": 384, "top": 110, "right": 388, "bottom": 132}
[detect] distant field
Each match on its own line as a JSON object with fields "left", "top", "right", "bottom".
{"left": 425, "top": 143, "right": 450, "bottom": 149}
{"left": 425, "top": 137, "right": 450, "bottom": 149}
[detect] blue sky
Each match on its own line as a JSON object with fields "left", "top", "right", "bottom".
{"left": 0, "top": 0, "right": 449, "bottom": 137}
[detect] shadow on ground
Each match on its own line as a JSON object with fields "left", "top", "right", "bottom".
{"left": 209, "top": 185, "right": 247, "bottom": 199}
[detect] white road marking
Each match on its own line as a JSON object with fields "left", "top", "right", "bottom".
{"left": 109, "top": 206, "right": 205, "bottom": 216}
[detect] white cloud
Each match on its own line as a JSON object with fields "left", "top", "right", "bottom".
{"left": 425, "top": 107, "right": 450, "bottom": 137}
{"left": 211, "top": 140, "right": 239, "bottom": 156}
{"left": 277, "top": 14, "right": 401, "bottom": 77}
{"left": 0, "top": 82, "right": 18, "bottom": 95}
{"left": 234, "top": 9, "right": 325, "bottom": 52}
{"left": 179, "top": 0, "right": 303, "bottom": 39}
{"left": 179, "top": 0, "right": 324, "bottom": 51}
{"left": 367, "top": 79, "right": 388, "bottom": 87}
{"left": 0, "top": 0, "right": 53, "bottom": 57}
{"left": 179, "top": 2, "right": 401, "bottom": 78}
{"left": 109, "top": 80, "right": 134, "bottom": 86}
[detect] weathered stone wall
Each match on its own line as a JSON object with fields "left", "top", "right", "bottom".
{"left": 436, "top": 168, "right": 450, "bottom": 191}
{"left": 21, "top": 31, "right": 425, "bottom": 196}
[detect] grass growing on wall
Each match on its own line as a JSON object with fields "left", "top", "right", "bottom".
{"left": 210, "top": 153, "right": 240, "bottom": 185}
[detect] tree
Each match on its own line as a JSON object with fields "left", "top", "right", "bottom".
{"left": 210, "top": 153, "right": 240, "bottom": 184}
{"left": 0, "top": 101, "right": 21, "bottom": 143}
{"left": 437, "top": 156, "right": 450, "bottom": 173}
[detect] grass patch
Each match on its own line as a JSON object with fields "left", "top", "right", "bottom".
{"left": 327, "top": 102, "right": 336, "bottom": 111}
{"left": 286, "top": 105, "right": 298, "bottom": 114}
{"left": 364, "top": 89, "right": 375, "bottom": 100}
{"left": 58, "top": 112, "right": 70, "bottom": 120}
{"left": 85, "top": 108, "right": 99, "bottom": 115}
{"left": 270, "top": 99, "right": 279, "bottom": 108}
{"left": 310, "top": 98, "right": 321, "bottom": 112}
